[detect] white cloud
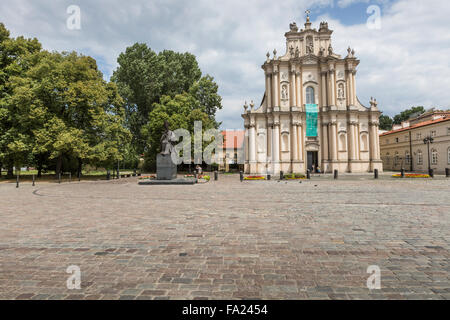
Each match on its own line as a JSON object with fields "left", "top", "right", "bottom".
{"left": 1, "top": 0, "right": 449, "bottom": 129}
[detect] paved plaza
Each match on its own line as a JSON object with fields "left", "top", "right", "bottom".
{"left": 0, "top": 174, "right": 449, "bottom": 300}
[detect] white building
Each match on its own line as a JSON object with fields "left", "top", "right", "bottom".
{"left": 241, "top": 16, "right": 382, "bottom": 174}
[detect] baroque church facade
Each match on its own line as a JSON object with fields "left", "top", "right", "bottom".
{"left": 242, "top": 16, "right": 383, "bottom": 174}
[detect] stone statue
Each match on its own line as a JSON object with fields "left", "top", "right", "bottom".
{"left": 281, "top": 85, "right": 288, "bottom": 100}
{"left": 328, "top": 44, "right": 333, "bottom": 56}
{"left": 338, "top": 83, "right": 345, "bottom": 99}
{"left": 306, "top": 40, "right": 314, "bottom": 55}
{"left": 295, "top": 46, "right": 300, "bottom": 58}
{"left": 160, "top": 120, "right": 176, "bottom": 155}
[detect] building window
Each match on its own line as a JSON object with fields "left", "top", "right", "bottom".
{"left": 385, "top": 153, "right": 390, "bottom": 164}
{"left": 395, "top": 137, "right": 399, "bottom": 143}
{"left": 416, "top": 133, "right": 422, "bottom": 140}
{"left": 405, "top": 151, "right": 411, "bottom": 165}
{"left": 431, "top": 130, "right": 436, "bottom": 137}
{"left": 447, "top": 127, "right": 450, "bottom": 136}
{"left": 405, "top": 135, "right": 409, "bottom": 141}
{"left": 448, "top": 147, "right": 450, "bottom": 165}
{"left": 431, "top": 149, "right": 438, "bottom": 165}
{"left": 386, "top": 139, "right": 389, "bottom": 144}
{"left": 417, "top": 150, "right": 423, "bottom": 165}
{"left": 306, "top": 86, "right": 315, "bottom": 104}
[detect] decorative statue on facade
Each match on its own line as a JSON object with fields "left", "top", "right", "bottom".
{"left": 338, "top": 83, "right": 345, "bottom": 99}
{"left": 159, "top": 120, "right": 176, "bottom": 156}
{"left": 306, "top": 41, "right": 314, "bottom": 55}
{"left": 295, "top": 46, "right": 300, "bottom": 58}
{"left": 289, "top": 22, "right": 298, "bottom": 32}
{"left": 328, "top": 44, "right": 333, "bottom": 56}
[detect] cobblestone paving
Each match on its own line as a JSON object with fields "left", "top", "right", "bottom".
{"left": 0, "top": 175, "right": 449, "bottom": 300}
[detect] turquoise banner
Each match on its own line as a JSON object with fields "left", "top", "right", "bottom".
{"left": 306, "top": 103, "right": 318, "bottom": 137}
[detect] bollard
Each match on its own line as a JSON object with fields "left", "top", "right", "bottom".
{"left": 446, "top": 168, "right": 450, "bottom": 178}
{"left": 334, "top": 170, "right": 338, "bottom": 180}
{"left": 307, "top": 169, "right": 311, "bottom": 180}
{"left": 214, "top": 171, "right": 218, "bottom": 181}
{"left": 280, "top": 171, "right": 284, "bottom": 180}
{"left": 267, "top": 174, "right": 271, "bottom": 181}
{"left": 400, "top": 168, "right": 405, "bottom": 178}
{"left": 240, "top": 171, "right": 243, "bottom": 182}
{"left": 58, "top": 173, "right": 61, "bottom": 184}
{"left": 16, "top": 175, "right": 19, "bottom": 188}
{"left": 69, "top": 173, "right": 72, "bottom": 183}
{"left": 429, "top": 169, "right": 434, "bottom": 178}
{"left": 374, "top": 169, "right": 379, "bottom": 179}
{"left": 32, "top": 174, "right": 35, "bottom": 186}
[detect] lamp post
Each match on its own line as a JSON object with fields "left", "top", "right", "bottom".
{"left": 423, "top": 136, "right": 434, "bottom": 176}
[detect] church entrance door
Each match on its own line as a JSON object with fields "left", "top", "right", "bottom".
{"left": 307, "top": 151, "right": 318, "bottom": 172}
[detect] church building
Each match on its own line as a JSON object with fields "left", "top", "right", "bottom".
{"left": 242, "top": 15, "right": 383, "bottom": 174}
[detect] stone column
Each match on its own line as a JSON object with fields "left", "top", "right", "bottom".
{"left": 347, "top": 70, "right": 353, "bottom": 106}
{"left": 296, "top": 71, "right": 302, "bottom": 109}
{"left": 330, "top": 121, "right": 338, "bottom": 161}
{"left": 329, "top": 69, "right": 336, "bottom": 106}
{"left": 354, "top": 124, "right": 360, "bottom": 160}
{"left": 272, "top": 122, "right": 280, "bottom": 171}
{"left": 375, "top": 124, "right": 381, "bottom": 160}
{"left": 369, "top": 122, "right": 376, "bottom": 161}
{"left": 298, "top": 124, "right": 304, "bottom": 161}
{"left": 292, "top": 123, "right": 298, "bottom": 161}
{"left": 244, "top": 125, "right": 249, "bottom": 162}
{"left": 322, "top": 123, "right": 329, "bottom": 161}
{"left": 321, "top": 71, "right": 327, "bottom": 108}
{"left": 348, "top": 121, "right": 355, "bottom": 160}
{"left": 290, "top": 70, "right": 296, "bottom": 107}
{"left": 249, "top": 124, "right": 256, "bottom": 162}
{"left": 273, "top": 69, "right": 279, "bottom": 107}
{"left": 265, "top": 73, "right": 272, "bottom": 111}
{"left": 267, "top": 123, "right": 273, "bottom": 159}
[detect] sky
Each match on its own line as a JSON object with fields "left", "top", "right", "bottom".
{"left": 1, "top": 0, "right": 449, "bottom": 129}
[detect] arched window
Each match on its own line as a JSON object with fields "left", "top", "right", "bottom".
{"left": 405, "top": 151, "right": 411, "bottom": 165}
{"left": 306, "top": 87, "right": 315, "bottom": 104}
{"left": 448, "top": 147, "right": 450, "bottom": 165}
{"left": 431, "top": 149, "right": 438, "bottom": 165}
{"left": 417, "top": 150, "right": 423, "bottom": 165}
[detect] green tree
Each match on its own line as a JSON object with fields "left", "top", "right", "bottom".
{"left": 0, "top": 23, "right": 41, "bottom": 177}
{"left": 393, "top": 106, "right": 425, "bottom": 124}
{"left": 111, "top": 44, "right": 202, "bottom": 154}
{"left": 189, "top": 75, "right": 223, "bottom": 120}
{"left": 379, "top": 114, "right": 393, "bottom": 131}
{"left": 141, "top": 93, "right": 217, "bottom": 170}
{"left": 6, "top": 49, "right": 129, "bottom": 177}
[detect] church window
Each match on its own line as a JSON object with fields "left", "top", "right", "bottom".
{"left": 431, "top": 130, "right": 436, "bottom": 137}
{"left": 416, "top": 132, "right": 422, "bottom": 140}
{"left": 306, "top": 87, "right": 315, "bottom": 104}
{"left": 417, "top": 150, "right": 423, "bottom": 165}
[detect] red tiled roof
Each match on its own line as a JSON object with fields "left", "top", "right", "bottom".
{"left": 220, "top": 130, "right": 245, "bottom": 149}
{"left": 380, "top": 117, "right": 450, "bottom": 136}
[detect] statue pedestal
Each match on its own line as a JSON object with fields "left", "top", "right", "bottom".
{"left": 157, "top": 154, "right": 177, "bottom": 180}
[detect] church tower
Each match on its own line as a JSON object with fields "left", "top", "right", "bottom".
{"left": 242, "top": 15, "right": 383, "bottom": 174}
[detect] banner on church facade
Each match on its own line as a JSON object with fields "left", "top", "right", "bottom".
{"left": 306, "top": 103, "right": 318, "bottom": 137}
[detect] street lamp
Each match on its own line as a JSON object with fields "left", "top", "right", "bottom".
{"left": 423, "top": 136, "right": 434, "bottom": 175}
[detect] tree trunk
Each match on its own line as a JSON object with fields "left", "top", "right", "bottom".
{"left": 55, "top": 155, "right": 62, "bottom": 179}
{"left": 77, "top": 158, "right": 82, "bottom": 178}
{"left": 7, "top": 166, "right": 14, "bottom": 179}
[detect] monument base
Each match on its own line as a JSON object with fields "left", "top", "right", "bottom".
{"left": 157, "top": 154, "right": 177, "bottom": 180}
{"left": 139, "top": 178, "right": 196, "bottom": 185}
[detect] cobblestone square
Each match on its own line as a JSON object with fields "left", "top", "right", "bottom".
{"left": 0, "top": 175, "right": 449, "bottom": 300}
